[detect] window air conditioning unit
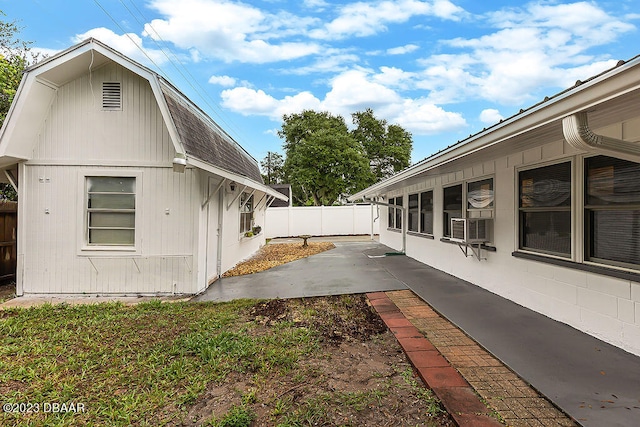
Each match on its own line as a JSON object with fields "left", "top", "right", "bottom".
{"left": 450, "top": 218, "right": 490, "bottom": 244}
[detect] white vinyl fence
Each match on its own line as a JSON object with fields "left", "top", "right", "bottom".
{"left": 265, "top": 205, "right": 380, "bottom": 238}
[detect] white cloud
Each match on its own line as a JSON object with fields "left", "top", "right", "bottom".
{"left": 479, "top": 109, "right": 503, "bottom": 124}
{"left": 145, "top": 0, "right": 321, "bottom": 63}
{"left": 221, "top": 87, "right": 321, "bottom": 119}
{"left": 221, "top": 68, "right": 466, "bottom": 135}
{"left": 309, "top": 0, "right": 466, "bottom": 40}
{"left": 208, "top": 75, "right": 237, "bottom": 87}
{"left": 387, "top": 44, "right": 419, "bottom": 55}
{"left": 389, "top": 99, "right": 466, "bottom": 134}
{"left": 74, "top": 28, "right": 169, "bottom": 66}
{"left": 416, "top": 2, "right": 635, "bottom": 105}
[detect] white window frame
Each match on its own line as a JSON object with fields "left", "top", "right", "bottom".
{"left": 583, "top": 154, "right": 640, "bottom": 271}
{"left": 442, "top": 183, "right": 463, "bottom": 238}
{"left": 466, "top": 177, "right": 495, "bottom": 219}
{"left": 442, "top": 176, "right": 495, "bottom": 241}
{"left": 78, "top": 170, "right": 142, "bottom": 255}
{"left": 408, "top": 190, "right": 434, "bottom": 236}
{"left": 515, "top": 159, "right": 574, "bottom": 260}
{"left": 387, "top": 196, "right": 403, "bottom": 231}
{"left": 239, "top": 192, "right": 254, "bottom": 235}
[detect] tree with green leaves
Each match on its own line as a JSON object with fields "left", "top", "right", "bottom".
{"left": 351, "top": 108, "right": 412, "bottom": 184}
{"left": 279, "top": 110, "right": 372, "bottom": 206}
{"left": 0, "top": 11, "right": 34, "bottom": 201}
{"left": 260, "top": 151, "right": 285, "bottom": 185}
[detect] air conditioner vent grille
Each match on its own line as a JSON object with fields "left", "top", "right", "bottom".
{"left": 450, "top": 218, "right": 490, "bottom": 244}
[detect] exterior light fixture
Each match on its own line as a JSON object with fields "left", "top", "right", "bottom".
{"left": 172, "top": 153, "right": 187, "bottom": 173}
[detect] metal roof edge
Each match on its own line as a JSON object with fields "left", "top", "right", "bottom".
{"left": 187, "top": 157, "right": 287, "bottom": 201}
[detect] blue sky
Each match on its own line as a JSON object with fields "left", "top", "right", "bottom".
{"left": 2, "top": 0, "right": 639, "bottom": 164}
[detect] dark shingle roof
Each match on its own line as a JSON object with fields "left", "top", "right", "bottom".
{"left": 162, "top": 86, "right": 263, "bottom": 183}
{"left": 268, "top": 185, "right": 291, "bottom": 207}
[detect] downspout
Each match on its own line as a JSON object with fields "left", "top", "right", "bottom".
{"left": 363, "top": 197, "right": 406, "bottom": 254}
{"left": 216, "top": 185, "right": 224, "bottom": 279}
{"left": 370, "top": 204, "right": 380, "bottom": 241}
{"left": 562, "top": 112, "right": 640, "bottom": 156}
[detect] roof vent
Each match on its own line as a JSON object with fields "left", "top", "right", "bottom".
{"left": 102, "top": 82, "right": 122, "bottom": 110}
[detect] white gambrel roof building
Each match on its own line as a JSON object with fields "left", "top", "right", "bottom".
{"left": 0, "top": 38, "right": 286, "bottom": 296}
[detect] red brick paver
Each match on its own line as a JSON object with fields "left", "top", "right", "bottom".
{"left": 369, "top": 290, "right": 578, "bottom": 427}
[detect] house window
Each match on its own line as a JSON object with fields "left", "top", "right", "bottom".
{"left": 519, "top": 161, "right": 571, "bottom": 256}
{"left": 388, "top": 197, "right": 403, "bottom": 230}
{"left": 467, "top": 178, "right": 494, "bottom": 215}
{"left": 102, "top": 82, "right": 122, "bottom": 110}
{"left": 408, "top": 194, "right": 419, "bottom": 232}
{"left": 420, "top": 191, "right": 434, "bottom": 235}
{"left": 408, "top": 191, "right": 434, "bottom": 235}
{"left": 585, "top": 155, "right": 640, "bottom": 268}
{"left": 87, "top": 176, "right": 136, "bottom": 246}
{"left": 240, "top": 193, "right": 254, "bottom": 234}
{"left": 443, "top": 185, "right": 462, "bottom": 237}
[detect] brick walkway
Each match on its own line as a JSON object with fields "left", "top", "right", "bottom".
{"left": 368, "top": 290, "right": 577, "bottom": 427}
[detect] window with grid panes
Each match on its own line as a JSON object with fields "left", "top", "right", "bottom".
{"left": 87, "top": 177, "right": 135, "bottom": 246}
{"left": 240, "top": 193, "right": 254, "bottom": 234}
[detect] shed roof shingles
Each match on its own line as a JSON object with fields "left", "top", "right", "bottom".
{"left": 162, "top": 88, "right": 263, "bottom": 183}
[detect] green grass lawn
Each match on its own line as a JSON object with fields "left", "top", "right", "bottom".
{"left": 0, "top": 297, "right": 448, "bottom": 427}
{"left": 0, "top": 299, "right": 320, "bottom": 426}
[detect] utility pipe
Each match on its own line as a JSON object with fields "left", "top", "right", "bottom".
{"left": 362, "top": 197, "right": 406, "bottom": 254}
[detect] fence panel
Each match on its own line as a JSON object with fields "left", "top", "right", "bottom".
{"left": 265, "top": 205, "right": 380, "bottom": 238}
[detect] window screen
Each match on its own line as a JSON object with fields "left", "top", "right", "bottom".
{"left": 87, "top": 177, "right": 135, "bottom": 246}
{"left": 585, "top": 156, "right": 640, "bottom": 267}
{"left": 519, "top": 162, "right": 571, "bottom": 256}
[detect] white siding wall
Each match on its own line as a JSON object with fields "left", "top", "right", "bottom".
{"left": 20, "top": 165, "right": 200, "bottom": 294}
{"left": 265, "top": 205, "right": 380, "bottom": 238}
{"left": 19, "top": 64, "right": 204, "bottom": 295}
{"left": 379, "top": 117, "right": 640, "bottom": 356}
{"left": 219, "top": 187, "right": 267, "bottom": 274}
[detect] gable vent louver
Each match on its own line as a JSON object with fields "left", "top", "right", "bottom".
{"left": 102, "top": 82, "right": 122, "bottom": 110}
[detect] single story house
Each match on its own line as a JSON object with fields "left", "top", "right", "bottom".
{"left": 349, "top": 55, "right": 640, "bottom": 357}
{"left": 0, "top": 38, "right": 286, "bottom": 296}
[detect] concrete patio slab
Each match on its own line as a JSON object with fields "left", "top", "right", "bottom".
{"left": 193, "top": 241, "right": 408, "bottom": 302}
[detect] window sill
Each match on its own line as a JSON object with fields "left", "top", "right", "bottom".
{"left": 511, "top": 251, "right": 640, "bottom": 283}
{"left": 240, "top": 233, "right": 261, "bottom": 241}
{"left": 387, "top": 228, "right": 402, "bottom": 233}
{"left": 440, "top": 238, "right": 497, "bottom": 252}
{"left": 407, "top": 231, "right": 435, "bottom": 240}
{"left": 79, "top": 246, "right": 138, "bottom": 256}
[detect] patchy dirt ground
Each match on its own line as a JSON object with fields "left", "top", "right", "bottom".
{"left": 0, "top": 281, "right": 14, "bottom": 301}
{"left": 223, "top": 242, "right": 336, "bottom": 277}
{"left": 181, "top": 295, "right": 454, "bottom": 426}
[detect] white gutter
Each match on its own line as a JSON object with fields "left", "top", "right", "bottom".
{"left": 188, "top": 157, "right": 288, "bottom": 202}
{"left": 562, "top": 112, "right": 640, "bottom": 156}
